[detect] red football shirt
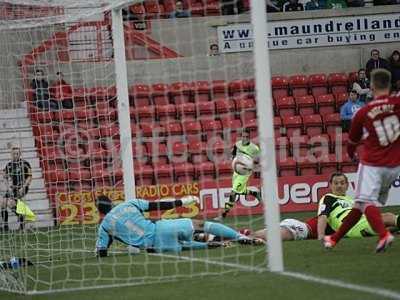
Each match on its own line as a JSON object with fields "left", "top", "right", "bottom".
{"left": 349, "top": 94, "right": 400, "bottom": 167}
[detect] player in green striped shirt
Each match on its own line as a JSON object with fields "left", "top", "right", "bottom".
{"left": 223, "top": 129, "right": 261, "bottom": 218}
{"left": 317, "top": 173, "right": 400, "bottom": 240}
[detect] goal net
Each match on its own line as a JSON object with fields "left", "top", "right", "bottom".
{"left": 0, "top": 0, "right": 275, "bottom": 294}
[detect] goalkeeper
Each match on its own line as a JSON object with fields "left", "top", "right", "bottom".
{"left": 223, "top": 128, "right": 261, "bottom": 218}
{"left": 95, "top": 195, "right": 256, "bottom": 257}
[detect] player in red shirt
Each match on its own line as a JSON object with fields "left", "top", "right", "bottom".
{"left": 323, "top": 69, "right": 400, "bottom": 252}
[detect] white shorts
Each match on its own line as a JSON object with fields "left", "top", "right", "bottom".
{"left": 355, "top": 163, "right": 400, "bottom": 205}
{"left": 280, "top": 218, "right": 309, "bottom": 240}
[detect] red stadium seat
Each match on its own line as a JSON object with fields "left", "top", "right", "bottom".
{"left": 289, "top": 75, "right": 309, "bottom": 97}
{"left": 308, "top": 73, "right": 328, "bottom": 97}
{"left": 348, "top": 71, "right": 358, "bottom": 86}
{"left": 174, "top": 162, "right": 195, "bottom": 182}
{"left": 151, "top": 83, "right": 170, "bottom": 106}
{"left": 215, "top": 98, "right": 235, "bottom": 116}
{"left": 170, "top": 82, "right": 192, "bottom": 105}
{"left": 337, "top": 150, "right": 358, "bottom": 173}
{"left": 328, "top": 73, "right": 348, "bottom": 95}
{"left": 130, "top": 3, "right": 146, "bottom": 16}
{"left": 134, "top": 164, "right": 154, "bottom": 185}
{"left": 277, "top": 157, "right": 297, "bottom": 177}
{"left": 316, "top": 94, "right": 335, "bottom": 115}
{"left": 323, "top": 113, "right": 341, "bottom": 134}
{"left": 129, "top": 84, "right": 151, "bottom": 107}
{"left": 182, "top": 120, "right": 202, "bottom": 136}
{"left": 154, "top": 164, "right": 174, "bottom": 184}
{"left": 271, "top": 75, "right": 289, "bottom": 100}
{"left": 163, "top": 0, "right": 176, "bottom": 14}
{"left": 282, "top": 115, "right": 303, "bottom": 137}
{"left": 100, "top": 124, "right": 120, "bottom": 138}
{"left": 215, "top": 160, "right": 233, "bottom": 178}
{"left": 168, "top": 140, "right": 188, "bottom": 163}
{"left": 234, "top": 97, "right": 257, "bottom": 122}
{"left": 329, "top": 131, "right": 348, "bottom": 154}
{"left": 156, "top": 104, "right": 177, "bottom": 122}
{"left": 192, "top": 80, "right": 211, "bottom": 102}
{"left": 131, "top": 105, "right": 155, "bottom": 123}
{"left": 298, "top": 157, "right": 319, "bottom": 175}
{"left": 189, "top": 0, "right": 205, "bottom": 16}
{"left": 221, "top": 118, "right": 242, "bottom": 142}
{"left": 163, "top": 122, "right": 183, "bottom": 136}
{"left": 188, "top": 140, "right": 208, "bottom": 163}
{"left": 319, "top": 153, "right": 338, "bottom": 174}
{"left": 211, "top": 80, "right": 228, "bottom": 99}
{"left": 177, "top": 103, "right": 197, "bottom": 120}
{"left": 195, "top": 161, "right": 215, "bottom": 181}
{"left": 149, "top": 143, "right": 169, "bottom": 164}
{"left": 276, "top": 96, "right": 296, "bottom": 117}
{"left": 295, "top": 95, "right": 315, "bottom": 116}
{"left": 68, "top": 162, "right": 91, "bottom": 181}
{"left": 144, "top": 0, "right": 165, "bottom": 18}
{"left": 289, "top": 134, "right": 309, "bottom": 158}
{"left": 229, "top": 79, "right": 253, "bottom": 97}
{"left": 274, "top": 116, "right": 283, "bottom": 137}
{"left": 335, "top": 92, "right": 348, "bottom": 111}
{"left": 303, "top": 114, "right": 323, "bottom": 136}
{"left": 205, "top": 0, "right": 220, "bottom": 15}
{"left": 309, "top": 134, "right": 331, "bottom": 156}
{"left": 201, "top": 119, "right": 222, "bottom": 139}
{"left": 197, "top": 101, "right": 215, "bottom": 118}
{"left": 275, "top": 136, "right": 289, "bottom": 159}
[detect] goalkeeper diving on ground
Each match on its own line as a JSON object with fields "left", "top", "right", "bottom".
{"left": 95, "top": 195, "right": 263, "bottom": 257}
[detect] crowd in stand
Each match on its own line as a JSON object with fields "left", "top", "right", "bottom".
{"left": 340, "top": 49, "right": 400, "bottom": 132}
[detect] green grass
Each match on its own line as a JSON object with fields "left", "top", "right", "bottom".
{"left": 1, "top": 210, "right": 400, "bottom": 300}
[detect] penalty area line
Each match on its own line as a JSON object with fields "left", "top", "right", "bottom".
{"left": 153, "top": 253, "right": 400, "bottom": 300}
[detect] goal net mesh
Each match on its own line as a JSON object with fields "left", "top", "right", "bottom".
{"left": 0, "top": 0, "right": 269, "bottom": 294}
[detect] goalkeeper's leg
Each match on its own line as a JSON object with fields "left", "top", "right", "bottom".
{"left": 0, "top": 198, "right": 9, "bottom": 232}
{"left": 222, "top": 173, "right": 251, "bottom": 218}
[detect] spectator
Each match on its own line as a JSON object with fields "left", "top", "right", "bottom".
{"left": 282, "top": 0, "right": 304, "bottom": 11}
{"left": 305, "top": 0, "right": 326, "bottom": 10}
{"left": 209, "top": 43, "right": 219, "bottom": 56}
{"left": 340, "top": 90, "right": 364, "bottom": 132}
{"left": 352, "top": 68, "right": 372, "bottom": 102}
{"left": 365, "top": 49, "right": 390, "bottom": 79}
{"left": 388, "top": 50, "right": 400, "bottom": 91}
{"left": 31, "top": 69, "right": 59, "bottom": 110}
{"left": 169, "top": 1, "right": 191, "bottom": 18}
{"left": 326, "top": 0, "right": 347, "bottom": 8}
{"left": 50, "top": 72, "right": 73, "bottom": 109}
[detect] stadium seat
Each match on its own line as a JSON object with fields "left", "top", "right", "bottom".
{"left": 39, "top": 145, "right": 63, "bottom": 161}
{"left": 154, "top": 163, "right": 174, "bottom": 184}
{"left": 163, "top": 0, "right": 176, "bottom": 14}
{"left": 177, "top": 102, "right": 197, "bottom": 120}
{"left": 170, "top": 82, "right": 192, "bottom": 105}
{"left": 277, "top": 156, "right": 297, "bottom": 177}
{"left": 174, "top": 162, "right": 195, "bottom": 182}
{"left": 289, "top": 75, "right": 309, "bottom": 97}
{"left": 298, "top": 157, "right": 319, "bottom": 176}
{"left": 244, "top": 118, "right": 258, "bottom": 139}
{"left": 337, "top": 150, "right": 358, "bottom": 173}
{"left": 308, "top": 73, "right": 328, "bottom": 97}
{"left": 85, "top": 141, "right": 107, "bottom": 160}
{"left": 205, "top": 0, "right": 221, "bottom": 15}
{"left": 211, "top": 80, "right": 228, "bottom": 99}
{"left": 276, "top": 96, "right": 296, "bottom": 117}
{"left": 129, "top": 84, "right": 151, "bottom": 107}
{"left": 275, "top": 136, "right": 289, "bottom": 159}
{"left": 328, "top": 73, "right": 348, "bottom": 95}
{"left": 316, "top": 94, "right": 335, "bottom": 115}
{"left": 168, "top": 140, "right": 188, "bottom": 163}
{"left": 295, "top": 95, "right": 315, "bottom": 116}
{"left": 100, "top": 124, "right": 120, "bottom": 138}
{"left": 130, "top": 3, "right": 146, "bottom": 17}
{"left": 182, "top": 120, "right": 202, "bottom": 136}
{"left": 234, "top": 97, "right": 257, "bottom": 122}
{"left": 289, "top": 134, "right": 309, "bottom": 158}
{"left": 97, "top": 107, "right": 118, "bottom": 121}
{"left": 329, "top": 131, "right": 348, "bottom": 154}
{"left": 144, "top": 0, "right": 165, "bottom": 18}
{"left": 229, "top": 79, "right": 253, "bottom": 97}
{"left": 303, "top": 114, "right": 323, "bottom": 136}
{"left": 131, "top": 105, "right": 155, "bottom": 123}
{"left": 189, "top": 0, "right": 205, "bottom": 16}
{"left": 215, "top": 160, "right": 233, "bottom": 179}
{"left": 149, "top": 142, "right": 169, "bottom": 164}
{"left": 134, "top": 163, "right": 154, "bottom": 185}
{"left": 221, "top": 118, "right": 242, "bottom": 142}
{"left": 319, "top": 153, "right": 339, "bottom": 174}
{"left": 68, "top": 162, "right": 91, "bottom": 181}
{"left": 348, "top": 71, "right": 358, "bottom": 86}
{"left": 151, "top": 83, "right": 170, "bottom": 106}
{"left": 282, "top": 115, "right": 303, "bottom": 137}
{"left": 163, "top": 122, "right": 183, "bottom": 136}
{"left": 309, "top": 133, "right": 331, "bottom": 156}
{"left": 201, "top": 119, "right": 222, "bottom": 140}
{"left": 215, "top": 98, "right": 235, "bottom": 116}
{"left": 271, "top": 75, "right": 289, "bottom": 100}
{"left": 323, "top": 113, "right": 341, "bottom": 133}
{"left": 335, "top": 92, "right": 348, "bottom": 111}
{"left": 156, "top": 104, "right": 177, "bottom": 122}
{"left": 188, "top": 140, "right": 208, "bottom": 163}
{"left": 192, "top": 80, "right": 211, "bottom": 102}
{"left": 133, "top": 143, "right": 149, "bottom": 163}
{"left": 195, "top": 161, "right": 215, "bottom": 181}
{"left": 197, "top": 101, "right": 215, "bottom": 118}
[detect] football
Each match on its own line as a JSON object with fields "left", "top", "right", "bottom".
{"left": 232, "top": 154, "right": 254, "bottom": 175}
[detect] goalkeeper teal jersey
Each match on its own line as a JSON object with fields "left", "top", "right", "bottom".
{"left": 96, "top": 199, "right": 155, "bottom": 250}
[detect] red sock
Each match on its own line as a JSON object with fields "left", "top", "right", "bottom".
{"left": 364, "top": 205, "right": 387, "bottom": 239}
{"left": 332, "top": 208, "right": 362, "bottom": 242}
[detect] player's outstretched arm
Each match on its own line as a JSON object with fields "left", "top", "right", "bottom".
{"left": 317, "top": 215, "right": 328, "bottom": 240}
{"left": 147, "top": 196, "right": 199, "bottom": 211}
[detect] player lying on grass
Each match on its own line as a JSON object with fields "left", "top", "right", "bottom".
{"left": 95, "top": 195, "right": 261, "bottom": 257}
{"left": 318, "top": 172, "right": 400, "bottom": 241}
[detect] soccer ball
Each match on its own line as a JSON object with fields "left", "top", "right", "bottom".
{"left": 232, "top": 154, "right": 254, "bottom": 175}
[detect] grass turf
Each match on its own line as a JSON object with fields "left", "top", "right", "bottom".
{"left": 1, "top": 209, "right": 400, "bottom": 300}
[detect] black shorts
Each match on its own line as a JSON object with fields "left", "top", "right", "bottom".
{"left": 5, "top": 186, "right": 29, "bottom": 200}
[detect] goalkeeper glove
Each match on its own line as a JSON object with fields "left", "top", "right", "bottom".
{"left": 180, "top": 195, "right": 199, "bottom": 207}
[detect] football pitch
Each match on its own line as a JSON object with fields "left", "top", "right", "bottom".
{"left": 1, "top": 209, "right": 400, "bottom": 300}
